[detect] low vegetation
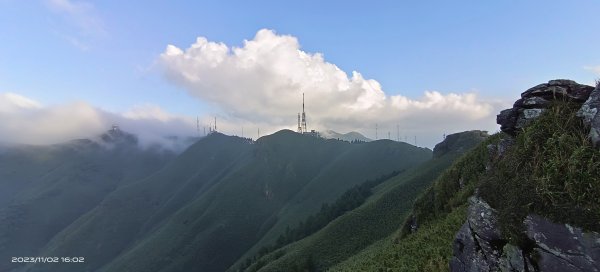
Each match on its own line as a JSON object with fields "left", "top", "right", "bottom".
{"left": 480, "top": 101, "right": 600, "bottom": 245}
{"left": 400, "top": 133, "right": 503, "bottom": 237}
{"left": 330, "top": 134, "right": 503, "bottom": 271}
{"left": 238, "top": 171, "right": 402, "bottom": 271}
{"left": 241, "top": 131, "right": 487, "bottom": 272}
{"left": 331, "top": 206, "right": 467, "bottom": 272}
{"left": 337, "top": 99, "right": 600, "bottom": 271}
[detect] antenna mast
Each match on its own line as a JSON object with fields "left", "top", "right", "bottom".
{"left": 297, "top": 113, "right": 302, "bottom": 133}
{"left": 301, "top": 93, "right": 307, "bottom": 133}
{"left": 214, "top": 116, "right": 217, "bottom": 132}
{"left": 375, "top": 123, "right": 378, "bottom": 140}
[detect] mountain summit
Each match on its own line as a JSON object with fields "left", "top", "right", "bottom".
{"left": 320, "top": 130, "right": 372, "bottom": 142}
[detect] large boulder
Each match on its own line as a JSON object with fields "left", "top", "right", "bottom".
{"left": 450, "top": 209, "right": 600, "bottom": 272}
{"left": 499, "top": 244, "right": 535, "bottom": 272}
{"left": 497, "top": 80, "right": 594, "bottom": 135}
{"left": 450, "top": 197, "right": 506, "bottom": 272}
{"left": 524, "top": 214, "right": 600, "bottom": 272}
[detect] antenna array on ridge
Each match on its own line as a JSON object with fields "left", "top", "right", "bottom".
{"left": 297, "top": 92, "right": 308, "bottom": 134}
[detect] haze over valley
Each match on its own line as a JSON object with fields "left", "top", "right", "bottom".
{"left": 1, "top": 1, "right": 600, "bottom": 272}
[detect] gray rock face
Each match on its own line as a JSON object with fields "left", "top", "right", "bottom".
{"left": 497, "top": 108, "right": 519, "bottom": 135}
{"left": 450, "top": 205, "right": 600, "bottom": 272}
{"left": 524, "top": 214, "right": 600, "bottom": 272}
{"left": 451, "top": 221, "right": 491, "bottom": 272}
{"left": 499, "top": 244, "right": 535, "bottom": 272}
{"left": 496, "top": 138, "right": 514, "bottom": 158}
{"left": 497, "top": 80, "right": 594, "bottom": 135}
{"left": 520, "top": 80, "right": 592, "bottom": 102}
{"left": 577, "top": 83, "right": 600, "bottom": 147}
{"left": 450, "top": 197, "right": 506, "bottom": 272}
{"left": 519, "top": 96, "right": 551, "bottom": 108}
{"left": 486, "top": 137, "right": 514, "bottom": 171}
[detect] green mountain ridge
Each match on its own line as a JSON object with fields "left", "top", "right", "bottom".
{"left": 5, "top": 129, "right": 432, "bottom": 272}
{"left": 239, "top": 130, "right": 488, "bottom": 272}
{"left": 0, "top": 130, "right": 176, "bottom": 272}
{"left": 5, "top": 119, "right": 545, "bottom": 272}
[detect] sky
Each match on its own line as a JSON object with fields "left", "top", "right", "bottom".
{"left": 1, "top": 0, "right": 599, "bottom": 148}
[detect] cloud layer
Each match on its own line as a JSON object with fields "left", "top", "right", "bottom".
{"left": 0, "top": 93, "right": 195, "bottom": 150}
{"left": 160, "top": 29, "right": 503, "bottom": 147}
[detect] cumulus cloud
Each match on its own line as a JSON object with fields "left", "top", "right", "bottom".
{"left": 0, "top": 93, "right": 42, "bottom": 113}
{"left": 160, "top": 29, "right": 504, "bottom": 147}
{"left": 0, "top": 93, "right": 195, "bottom": 150}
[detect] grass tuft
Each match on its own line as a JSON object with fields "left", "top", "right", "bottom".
{"left": 480, "top": 100, "right": 600, "bottom": 245}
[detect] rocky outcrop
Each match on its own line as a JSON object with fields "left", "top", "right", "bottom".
{"left": 450, "top": 196, "right": 507, "bottom": 271}
{"left": 485, "top": 138, "right": 514, "bottom": 170}
{"left": 497, "top": 80, "right": 595, "bottom": 135}
{"left": 577, "top": 82, "right": 600, "bottom": 147}
{"left": 525, "top": 214, "right": 600, "bottom": 272}
{"left": 450, "top": 197, "right": 600, "bottom": 272}
{"left": 452, "top": 79, "right": 600, "bottom": 272}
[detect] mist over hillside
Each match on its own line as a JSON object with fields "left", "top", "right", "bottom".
{"left": 2, "top": 128, "right": 433, "bottom": 272}
{"left": 3, "top": 1, "right": 599, "bottom": 271}
{"left": 0, "top": 128, "right": 177, "bottom": 272}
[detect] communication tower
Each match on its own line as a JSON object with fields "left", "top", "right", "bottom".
{"left": 301, "top": 93, "right": 307, "bottom": 133}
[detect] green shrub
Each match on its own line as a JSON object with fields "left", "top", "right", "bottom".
{"left": 331, "top": 205, "right": 467, "bottom": 272}
{"left": 480, "top": 100, "right": 600, "bottom": 245}
{"left": 400, "top": 133, "right": 503, "bottom": 237}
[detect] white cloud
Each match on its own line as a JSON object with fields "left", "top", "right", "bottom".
{"left": 160, "top": 29, "right": 504, "bottom": 147}
{"left": 0, "top": 93, "right": 195, "bottom": 150}
{"left": 584, "top": 65, "right": 600, "bottom": 76}
{"left": 45, "top": 0, "right": 107, "bottom": 50}
{"left": 0, "top": 93, "right": 42, "bottom": 113}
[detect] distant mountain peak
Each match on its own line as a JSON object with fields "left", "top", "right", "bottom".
{"left": 432, "top": 130, "right": 489, "bottom": 158}
{"left": 321, "top": 130, "right": 372, "bottom": 142}
{"left": 99, "top": 125, "right": 138, "bottom": 145}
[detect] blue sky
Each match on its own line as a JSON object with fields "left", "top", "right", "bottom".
{"left": 1, "top": 0, "right": 599, "bottom": 147}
